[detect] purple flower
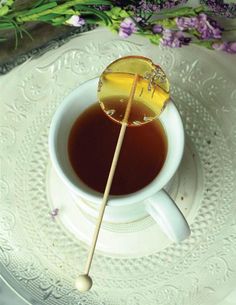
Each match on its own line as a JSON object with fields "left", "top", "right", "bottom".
{"left": 162, "top": 0, "right": 188, "bottom": 9}
{"left": 138, "top": 0, "right": 160, "bottom": 13}
{"left": 50, "top": 208, "right": 59, "bottom": 220}
{"left": 213, "top": 42, "right": 236, "bottom": 54}
{"left": 197, "top": 14, "right": 222, "bottom": 39}
{"left": 66, "top": 15, "right": 85, "bottom": 27}
{"left": 119, "top": 18, "right": 137, "bottom": 38}
{"left": 176, "top": 16, "right": 198, "bottom": 30}
{"left": 176, "top": 13, "right": 222, "bottom": 40}
{"left": 137, "top": 0, "right": 188, "bottom": 12}
{"left": 161, "top": 29, "right": 191, "bottom": 48}
{"left": 152, "top": 24, "right": 163, "bottom": 34}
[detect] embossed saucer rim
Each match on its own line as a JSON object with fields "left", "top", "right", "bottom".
{"left": 0, "top": 28, "right": 236, "bottom": 305}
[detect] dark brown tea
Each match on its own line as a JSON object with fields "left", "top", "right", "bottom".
{"left": 68, "top": 102, "right": 167, "bottom": 195}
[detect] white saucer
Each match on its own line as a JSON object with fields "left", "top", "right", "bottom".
{"left": 1, "top": 28, "right": 235, "bottom": 305}
{"left": 47, "top": 139, "right": 201, "bottom": 256}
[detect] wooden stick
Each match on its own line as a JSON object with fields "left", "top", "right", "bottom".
{"left": 85, "top": 73, "right": 139, "bottom": 273}
{"left": 75, "top": 74, "right": 139, "bottom": 292}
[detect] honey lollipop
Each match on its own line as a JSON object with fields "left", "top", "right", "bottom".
{"left": 98, "top": 56, "right": 170, "bottom": 126}
{"left": 75, "top": 73, "right": 139, "bottom": 292}
{"left": 75, "top": 57, "right": 170, "bottom": 292}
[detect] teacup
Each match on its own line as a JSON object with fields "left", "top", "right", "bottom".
{"left": 49, "top": 78, "right": 190, "bottom": 242}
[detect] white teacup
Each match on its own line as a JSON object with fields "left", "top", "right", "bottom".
{"left": 49, "top": 78, "right": 190, "bottom": 242}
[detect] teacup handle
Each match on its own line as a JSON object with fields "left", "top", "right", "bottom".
{"left": 145, "top": 189, "right": 190, "bottom": 242}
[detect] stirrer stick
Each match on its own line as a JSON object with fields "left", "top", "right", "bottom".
{"left": 75, "top": 73, "right": 139, "bottom": 292}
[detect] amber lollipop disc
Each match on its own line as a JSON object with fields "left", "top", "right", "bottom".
{"left": 98, "top": 56, "right": 170, "bottom": 126}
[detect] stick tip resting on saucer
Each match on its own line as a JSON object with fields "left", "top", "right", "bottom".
{"left": 75, "top": 274, "right": 93, "bottom": 292}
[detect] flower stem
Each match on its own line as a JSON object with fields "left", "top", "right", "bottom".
{"left": 16, "top": 0, "right": 100, "bottom": 23}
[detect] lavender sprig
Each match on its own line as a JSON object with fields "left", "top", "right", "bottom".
{"left": 127, "top": 0, "right": 189, "bottom": 14}
{"left": 213, "top": 41, "right": 236, "bottom": 54}
{"left": 119, "top": 17, "right": 137, "bottom": 37}
{"left": 176, "top": 13, "right": 222, "bottom": 40}
{"left": 161, "top": 29, "right": 191, "bottom": 47}
{"left": 66, "top": 15, "right": 85, "bottom": 27}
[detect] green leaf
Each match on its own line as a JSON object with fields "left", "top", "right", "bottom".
{"left": 145, "top": 33, "right": 161, "bottom": 45}
{"left": 106, "top": 6, "right": 129, "bottom": 21}
{"left": 37, "top": 13, "right": 58, "bottom": 21}
{"left": 83, "top": 17, "right": 100, "bottom": 24}
{"left": 74, "top": 5, "right": 111, "bottom": 25}
{"left": 154, "top": 18, "right": 176, "bottom": 28}
{"left": 55, "top": 8, "right": 76, "bottom": 14}
{"left": 0, "top": 22, "right": 14, "bottom": 29}
{"left": 119, "top": 10, "right": 129, "bottom": 18}
{"left": 77, "top": 0, "right": 112, "bottom": 5}
{"left": 110, "top": 7, "right": 122, "bottom": 16}
{"left": 32, "top": 0, "right": 48, "bottom": 8}
{"left": 20, "top": 2, "right": 57, "bottom": 16}
{"left": 13, "top": 26, "right": 18, "bottom": 49}
{"left": 194, "top": 6, "right": 205, "bottom": 14}
{"left": 0, "top": 6, "right": 9, "bottom": 17}
{"left": 11, "top": 19, "right": 23, "bottom": 38}
{"left": 52, "top": 16, "right": 68, "bottom": 25}
{"left": 150, "top": 36, "right": 160, "bottom": 45}
{"left": 6, "top": 0, "right": 14, "bottom": 6}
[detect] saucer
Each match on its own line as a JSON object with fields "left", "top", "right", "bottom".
{"left": 47, "top": 138, "right": 200, "bottom": 256}
{"left": 0, "top": 28, "right": 236, "bottom": 305}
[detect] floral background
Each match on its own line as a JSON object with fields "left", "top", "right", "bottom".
{"left": 0, "top": 0, "right": 236, "bottom": 53}
{"left": 0, "top": 0, "right": 235, "bottom": 73}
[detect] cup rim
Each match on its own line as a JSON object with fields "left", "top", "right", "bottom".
{"left": 49, "top": 77, "right": 184, "bottom": 207}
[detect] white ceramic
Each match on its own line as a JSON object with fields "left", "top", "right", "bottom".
{"left": 48, "top": 77, "right": 190, "bottom": 242}
{"left": 1, "top": 27, "right": 236, "bottom": 305}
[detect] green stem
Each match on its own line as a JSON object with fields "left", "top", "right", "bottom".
{"left": 192, "top": 39, "right": 216, "bottom": 49}
{"left": 128, "top": 15, "right": 144, "bottom": 33}
{"left": 13, "top": 26, "right": 18, "bottom": 49}
{"left": 16, "top": 0, "right": 99, "bottom": 23}
{"left": 0, "top": 22, "right": 15, "bottom": 29}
